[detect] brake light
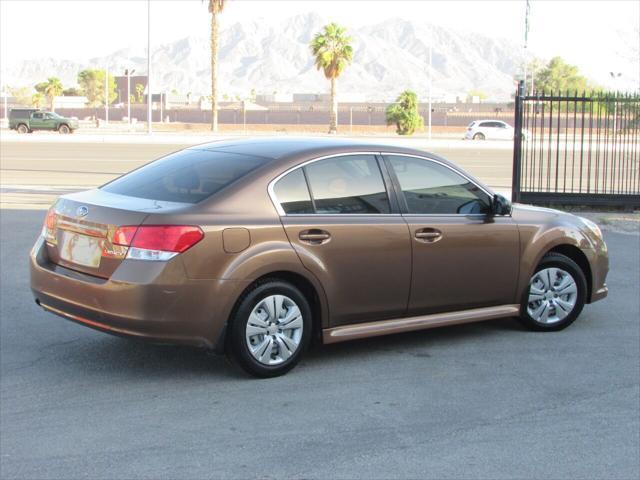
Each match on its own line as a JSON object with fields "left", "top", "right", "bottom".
{"left": 42, "top": 207, "right": 58, "bottom": 244}
{"left": 113, "top": 225, "right": 204, "bottom": 261}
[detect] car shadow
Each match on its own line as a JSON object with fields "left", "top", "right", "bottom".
{"left": 59, "top": 317, "right": 525, "bottom": 380}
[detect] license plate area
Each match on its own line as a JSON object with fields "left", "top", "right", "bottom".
{"left": 59, "top": 231, "right": 103, "bottom": 268}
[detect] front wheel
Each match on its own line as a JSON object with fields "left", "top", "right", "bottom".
{"left": 227, "top": 280, "right": 312, "bottom": 377}
{"left": 58, "top": 124, "right": 71, "bottom": 134}
{"left": 519, "top": 253, "right": 587, "bottom": 331}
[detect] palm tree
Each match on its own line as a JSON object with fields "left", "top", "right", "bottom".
{"left": 310, "top": 23, "right": 353, "bottom": 134}
{"left": 207, "top": 0, "right": 225, "bottom": 132}
{"left": 43, "top": 77, "right": 63, "bottom": 111}
{"left": 31, "top": 92, "right": 45, "bottom": 109}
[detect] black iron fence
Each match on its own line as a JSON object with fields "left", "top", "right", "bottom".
{"left": 512, "top": 81, "right": 640, "bottom": 207}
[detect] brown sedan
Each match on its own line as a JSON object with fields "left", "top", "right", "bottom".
{"left": 30, "top": 138, "right": 609, "bottom": 377}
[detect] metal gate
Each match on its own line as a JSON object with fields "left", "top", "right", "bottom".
{"left": 512, "top": 81, "right": 640, "bottom": 207}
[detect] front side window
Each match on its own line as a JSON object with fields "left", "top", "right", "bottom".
{"left": 304, "top": 155, "right": 391, "bottom": 214}
{"left": 102, "top": 149, "right": 265, "bottom": 204}
{"left": 388, "top": 155, "right": 491, "bottom": 215}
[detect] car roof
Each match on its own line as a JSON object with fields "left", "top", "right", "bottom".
{"left": 474, "top": 119, "right": 508, "bottom": 124}
{"left": 187, "top": 136, "right": 441, "bottom": 163}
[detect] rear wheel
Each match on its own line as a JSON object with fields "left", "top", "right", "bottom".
{"left": 519, "top": 253, "right": 587, "bottom": 331}
{"left": 17, "top": 124, "right": 29, "bottom": 134}
{"left": 473, "top": 132, "right": 485, "bottom": 140}
{"left": 227, "top": 280, "right": 312, "bottom": 377}
{"left": 58, "top": 124, "right": 71, "bottom": 134}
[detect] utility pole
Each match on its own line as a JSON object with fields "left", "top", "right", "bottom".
{"left": 428, "top": 29, "right": 432, "bottom": 140}
{"left": 147, "top": 0, "right": 152, "bottom": 134}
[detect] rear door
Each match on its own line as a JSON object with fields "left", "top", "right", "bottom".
{"left": 383, "top": 154, "right": 520, "bottom": 315}
{"left": 29, "top": 112, "right": 46, "bottom": 129}
{"left": 273, "top": 153, "right": 412, "bottom": 326}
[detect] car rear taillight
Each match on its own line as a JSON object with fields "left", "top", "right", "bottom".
{"left": 42, "top": 207, "right": 58, "bottom": 244}
{"left": 113, "top": 225, "right": 204, "bottom": 261}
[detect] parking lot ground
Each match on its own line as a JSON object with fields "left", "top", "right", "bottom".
{"left": 0, "top": 208, "right": 638, "bottom": 479}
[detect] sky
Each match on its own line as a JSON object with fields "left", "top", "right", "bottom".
{"left": 1, "top": 0, "right": 639, "bottom": 91}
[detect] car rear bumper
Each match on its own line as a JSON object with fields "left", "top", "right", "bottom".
{"left": 30, "top": 236, "right": 238, "bottom": 349}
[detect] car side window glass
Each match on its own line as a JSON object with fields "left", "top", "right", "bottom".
{"left": 304, "top": 155, "right": 391, "bottom": 214}
{"left": 388, "top": 155, "right": 491, "bottom": 215}
{"left": 273, "top": 169, "right": 314, "bottom": 214}
{"left": 33, "top": 113, "right": 43, "bottom": 119}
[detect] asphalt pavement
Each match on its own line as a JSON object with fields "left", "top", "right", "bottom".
{"left": 0, "top": 208, "right": 638, "bottom": 479}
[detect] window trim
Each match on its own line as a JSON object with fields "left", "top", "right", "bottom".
{"left": 268, "top": 152, "right": 397, "bottom": 216}
{"left": 267, "top": 151, "right": 506, "bottom": 217}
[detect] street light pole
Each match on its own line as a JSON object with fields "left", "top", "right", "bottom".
{"left": 126, "top": 68, "right": 135, "bottom": 126}
{"left": 105, "top": 65, "right": 109, "bottom": 125}
{"left": 610, "top": 72, "right": 622, "bottom": 134}
{"left": 147, "top": 0, "right": 152, "bottom": 134}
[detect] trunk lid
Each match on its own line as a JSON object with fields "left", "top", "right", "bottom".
{"left": 44, "top": 189, "right": 188, "bottom": 278}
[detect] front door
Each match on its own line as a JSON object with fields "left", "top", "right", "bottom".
{"left": 384, "top": 154, "right": 520, "bottom": 315}
{"left": 272, "top": 154, "right": 411, "bottom": 326}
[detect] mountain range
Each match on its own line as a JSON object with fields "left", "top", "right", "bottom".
{"left": 4, "top": 13, "right": 526, "bottom": 101}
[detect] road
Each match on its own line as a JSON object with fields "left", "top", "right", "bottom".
{"left": 0, "top": 137, "right": 514, "bottom": 209}
{"left": 1, "top": 213, "right": 639, "bottom": 478}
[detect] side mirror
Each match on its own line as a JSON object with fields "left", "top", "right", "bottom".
{"left": 491, "top": 194, "right": 512, "bottom": 216}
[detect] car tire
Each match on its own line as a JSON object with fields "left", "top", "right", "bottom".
{"left": 473, "top": 133, "right": 485, "bottom": 140}
{"left": 227, "top": 279, "right": 312, "bottom": 378}
{"left": 518, "top": 253, "right": 587, "bottom": 331}
{"left": 58, "top": 124, "right": 70, "bottom": 134}
{"left": 17, "top": 124, "right": 29, "bottom": 134}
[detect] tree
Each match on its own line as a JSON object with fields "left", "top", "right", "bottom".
{"left": 31, "top": 92, "right": 45, "bottom": 108}
{"left": 35, "top": 77, "right": 63, "bottom": 111}
{"left": 9, "top": 86, "right": 32, "bottom": 106}
{"left": 206, "top": 0, "right": 226, "bottom": 132}
{"left": 77, "top": 69, "right": 117, "bottom": 108}
{"left": 135, "top": 83, "right": 145, "bottom": 103}
{"left": 62, "top": 87, "right": 81, "bottom": 96}
{"left": 531, "top": 56, "right": 590, "bottom": 93}
{"left": 466, "top": 89, "right": 487, "bottom": 103}
{"left": 386, "top": 90, "right": 424, "bottom": 136}
{"left": 310, "top": 23, "right": 353, "bottom": 134}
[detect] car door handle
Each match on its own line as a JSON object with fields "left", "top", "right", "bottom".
{"left": 299, "top": 229, "right": 331, "bottom": 244}
{"left": 415, "top": 228, "right": 442, "bottom": 242}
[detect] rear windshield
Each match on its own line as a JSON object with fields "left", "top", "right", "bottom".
{"left": 101, "top": 149, "right": 266, "bottom": 204}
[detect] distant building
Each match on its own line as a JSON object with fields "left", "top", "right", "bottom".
{"left": 53, "top": 96, "right": 88, "bottom": 108}
{"left": 256, "top": 93, "right": 294, "bottom": 103}
{"left": 293, "top": 92, "right": 367, "bottom": 103}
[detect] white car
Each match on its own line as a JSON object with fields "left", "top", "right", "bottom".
{"left": 465, "top": 120, "right": 521, "bottom": 141}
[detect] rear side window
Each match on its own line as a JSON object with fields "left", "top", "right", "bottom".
{"left": 388, "top": 155, "right": 491, "bottom": 215}
{"left": 102, "top": 149, "right": 265, "bottom": 204}
{"left": 273, "top": 169, "right": 314, "bottom": 214}
{"left": 304, "top": 155, "right": 390, "bottom": 214}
